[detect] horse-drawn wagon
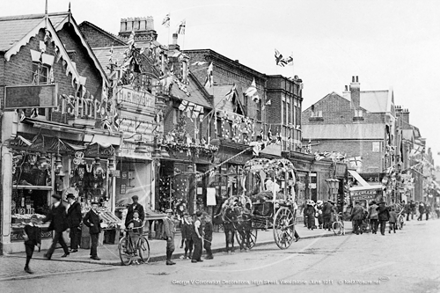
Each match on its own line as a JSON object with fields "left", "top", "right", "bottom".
{"left": 216, "top": 158, "right": 298, "bottom": 250}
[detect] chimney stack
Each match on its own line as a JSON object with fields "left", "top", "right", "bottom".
{"left": 350, "top": 76, "right": 360, "bottom": 109}
{"left": 169, "top": 33, "right": 180, "bottom": 50}
{"left": 402, "top": 109, "right": 410, "bottom": 124}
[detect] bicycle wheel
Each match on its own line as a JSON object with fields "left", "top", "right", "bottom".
{"left": 118, "top": 236, "right": 133, "bottom": 266}
{"left": 137, "top": 236, "right": 150, "bottom": 264}
{"left": 332, "top": 221, "right": 343, "bottom": 235}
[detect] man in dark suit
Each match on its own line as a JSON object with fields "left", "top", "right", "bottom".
{"left": 43, "top": 194, "right": 69, "bottom": 260}
{"left": 66, "top": 193, "right": 82, "bottom": 252}
{"left": 83, "top": 202, "right": 102, "bottom": 260}
{"left": 125, "top": 195, "right": 145, "bottom": 231}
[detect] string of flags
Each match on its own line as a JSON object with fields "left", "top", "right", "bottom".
{"left": 178, "top": 100, "right": 204, "bottom": 119}
{"left": 274, "top": 49, "right": 293, "bottom": 67}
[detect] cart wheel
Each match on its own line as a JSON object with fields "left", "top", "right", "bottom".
{"left": 273, "top": 207, "right": 295, "bottom": 249}
{"left": 118, "top": 236, "right": 133, "bottom": 266}
{"left": 138, "top": 236, "right": 151, "bottom": 264}
{"left": 332, "top": 221, "right": 343, "bottom": 235}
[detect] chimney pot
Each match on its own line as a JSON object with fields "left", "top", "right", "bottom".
{"left": 356, "top": 76, "right": 359, "bottom": 82}
{"left": 345, "top": 85, "right": 348, "bottom": 91}
{"left": 352, "top": 76, "right": 355, "bottom": 82}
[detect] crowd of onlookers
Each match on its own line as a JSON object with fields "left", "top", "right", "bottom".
{"left": 300, "top": 198, "right": 439, "bottom": 236}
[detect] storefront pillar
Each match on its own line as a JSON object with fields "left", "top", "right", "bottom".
{"left": 1, "top": 146, "right": 13, "bottom": 253}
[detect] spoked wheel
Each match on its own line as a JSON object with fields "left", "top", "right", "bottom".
{"left": 138, "top": 236, "right": 151, "bottom": 264}
{"left": 118, "top": 236, "right": 133, "bottom": 266}
{"left": 273, "top": 207, "right": 295, "bottom": 249}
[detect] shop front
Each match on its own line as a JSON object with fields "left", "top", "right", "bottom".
{"left": 1, "top": 115, "right": 120, "bottom": 253}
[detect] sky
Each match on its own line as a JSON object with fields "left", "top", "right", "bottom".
{"left": 2, "top": 0, "right": 440, "bottom": 164}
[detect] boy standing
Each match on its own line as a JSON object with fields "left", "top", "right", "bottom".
{"left": 23, "top": 215, "right": 41, "bottom": 274}
{"left": 191, "top": 211, "right": 204, "bottom": 263}
{"left": 163, "top": 209, "right": 176, "bottom": 265}
{"left": 181, "top": 212, "right": 193, "bottom": 260}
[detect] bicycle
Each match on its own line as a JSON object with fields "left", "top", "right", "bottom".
{"left": 331, "top": 212, "right": 345, "bottom": 235}
{"left": 118, "top": 225, "right": 150, "bottom": 266}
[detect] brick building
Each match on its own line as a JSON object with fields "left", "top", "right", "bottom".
{"left": 0, "top": 11, "right": 120, "bottom": 254}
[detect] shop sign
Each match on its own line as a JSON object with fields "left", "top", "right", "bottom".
{"left": 350, "top": 190, "right": 379, "bottom": 201}
{"left": 360, "top": 173, "right": 385, "bottom": 184}
{"left": 4, "top": 84, "right": 58, "bottom": 110}
{"left": 335, "top": 163, "right": 346, "bottom": 178}
{"left": 11, "top": 229, "right": 53, "bottom": 242}
{"left": 116, "top": 86, "right": 154, "bottom": 108}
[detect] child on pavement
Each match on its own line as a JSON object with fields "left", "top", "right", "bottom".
{"left": 23, "top": 215, "right": 41, "bottom": 274}
{"left": 127, "top": 211, "right": 143, "bottom": 245}
{"left": 389, "top": 208, "right": 398, "bottom": 233}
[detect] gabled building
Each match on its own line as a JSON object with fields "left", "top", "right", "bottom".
{"left": 0, "top": 11, "right": 120, "bottom": 254}
{"left": 302, "top": 76, "right": 397, "bottom": 203}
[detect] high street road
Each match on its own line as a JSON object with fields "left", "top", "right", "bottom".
{"left": 1, "top": 219, "right": 439, "bottom": 293}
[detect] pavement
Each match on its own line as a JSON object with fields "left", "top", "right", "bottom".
{"left": 3, "top": 221, "right": 353, "bottom": 266}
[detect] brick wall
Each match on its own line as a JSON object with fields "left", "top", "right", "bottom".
{"left": 79, "top": 22, "right": 125, "bottom": 48}
{"left": 58, "top": 25, "right": 102, "bottom": 100}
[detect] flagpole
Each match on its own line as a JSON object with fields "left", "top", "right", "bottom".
{"left": 167, "top": 13, "right": 170, "bottom": 49}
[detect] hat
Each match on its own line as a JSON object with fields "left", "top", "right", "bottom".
{"left": 30, "top": 214, "right": 38, "bottom": 220}
{"left": 132, "top": 195, "right": 139, "bottom": 200}
{"left": 66, "top": 193, "right": 75, "bottom": 199}
{"left": 165, "top": 208, "right": 173, "bottom": 213}
{"left": 183, "top": 211, "right": 189, "bottom": 216}
{"left": 52, "top": 194, "right": 61, "bottom": 200}
{"left": 196, "top": 211, "right": 203, "bottom": 217}
{"left": 91, "top": 201, "right": 99, "bottom": 206}
{"left": 371, "top": 200, "right": 377, "bottom": 205}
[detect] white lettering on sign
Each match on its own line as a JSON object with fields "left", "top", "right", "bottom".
{"left": 117, "top": 87, "right": 154, "bottom": 108}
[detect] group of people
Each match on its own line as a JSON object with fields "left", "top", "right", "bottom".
{"left": 23, "top": 193, "right": 103, "bottom": 274}
{"left": 403, "top": 200, "right": 437, "bottom": 221}
{"left": 162, "top": 209, "right": 213, "bottom": 265}
{"left": 351, "top": 200, "right": 400, "bottom": 235}
{"left": 302, "top": 199, "right": 337, "bottom": 231}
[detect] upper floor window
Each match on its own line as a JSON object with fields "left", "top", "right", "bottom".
{"left": 31, "top": 62, "right": 50, "bottom": 84}
{"left": 311, "top": 110, "right": 322, "bottom": 117}
{"left": 354, "top": 109, "right": 363, "bottom": 117}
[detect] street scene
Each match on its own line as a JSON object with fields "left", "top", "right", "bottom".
{"left": 1, "top": 0, "right": 440, "bottom": 292}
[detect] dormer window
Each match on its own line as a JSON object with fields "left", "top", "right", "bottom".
{"left": 353, "top": 109, "right": 364, "bottom": 121}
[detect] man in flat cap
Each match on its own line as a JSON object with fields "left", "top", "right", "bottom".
{"left": 125, "top": 195, "right": 145, "bottom": 232}
{"left": 43, "top": 194, "right": 69, "bottom": 260}
{"left": 83, "top": 202, "right": 102, "bottom": 260}
{"left": 66, "top": 193, "right": 82, "bottom": 252}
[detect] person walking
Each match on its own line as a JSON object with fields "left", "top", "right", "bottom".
{"left": 66, "top": 193, "right": 82, "bottom": 253}
{"left": 191, "top": 211, "right": 204, "bottom": 263}
{"left": 410, "top": 200, "right": 416, "bottom": 220}
{"left": 23, "top": 215, "right": 41, "bottom": 274}
{"left": 377, "top": 201, "right": 390, "bottom": 235}
{"left": 367, "top": 201, "right": 379, "bottom": 234}
{"left": 316, "top": 201, "right": 323, "bottom": 229}
{"left": 425, "top": 203, "right": 431, "bottom": 221}
{"left": 435, "top": 203, "right": 440, "bottom": 219}
{"left": 417, "top": 202, "right": 425, "bottom": 221}
{"left": 389, "top": 207, "right": 397, "bottom": 233}
{"left": 350, "top": 202, "right": 365, "bottom": 235}
{"left": 203, "top": 213, "right": 213, "bottom": 260}
{"left": 305, "top": 200, "right": 316, "bottom": 230}
{"left": 83, "top": 202, "right": 102, "bottom": 260}
{"left": 163, "top": 209, "right": 176, "bottom": 265}
{"left": 322, "top": 200, "right": 336, "bottom": 231}
{"left": 43, "top": 194, "right": 69, "bottom": 260}
{"left": 125, "top": 195, "right": 145, "bottom": 232}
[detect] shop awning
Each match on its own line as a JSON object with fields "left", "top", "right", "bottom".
{"left": 348, "top": 170, "right": 370, "bottom": 187}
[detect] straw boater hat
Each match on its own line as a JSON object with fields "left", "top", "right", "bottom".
{"left": 66, "top": 193, "right": 75, "bottom": 200}
{"left": 165, "top": 208, "right": 173, "bottom": 213}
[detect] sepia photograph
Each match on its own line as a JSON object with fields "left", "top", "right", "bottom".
{"left": 0, "top": 0, "right": 439, "bottom": 292}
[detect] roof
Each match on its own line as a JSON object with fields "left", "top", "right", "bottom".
{"left": 93, "top": 46, "right": 128, "bottom": 75}
{"left": 302, "top": 123, "right": 385, "bottom": 140}
{"left": 0, "top": 12, "right": 107, "bottom": 84}
{"left": 171, "top": 74, "right": 211, "bottom": 108}
{"left": 79, "top": 21, "right": 126, "bottom": 46}
{"left": 0, "top": 12, "right": 69, "bottom": 52}
{"left": 0, "top": 17, "right": 43, "bottom": 52}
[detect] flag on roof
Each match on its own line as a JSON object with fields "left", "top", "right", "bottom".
{"left": 225, "top": 84, "right": 237, "bottom": 101}
{"left": 177, "top": 20, "right": 186, "bottom": 35}
{"left": 192, "top": 61, "right": 207, "bottom": 66}
{"left": 162, "top": 13, "right": 170, "bottom": 28}
{"left": 245, "top": 78, "right": 257, "bottom": 97}
{"left": 275, "top": 49, "right": 287, "bottom": 67}
{"left": 285, "top": 55, "right": 294, "bottom": 66}
{"left": 204, "top": 62, "right": 213, "bottom": 88}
